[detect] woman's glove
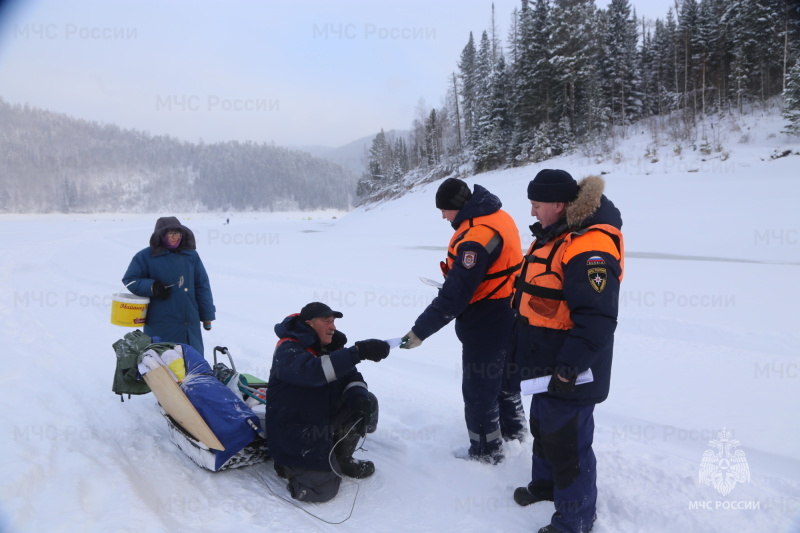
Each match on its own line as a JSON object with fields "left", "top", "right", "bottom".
{"left": 151, "top": 280, "right": 172, "bottom": 299}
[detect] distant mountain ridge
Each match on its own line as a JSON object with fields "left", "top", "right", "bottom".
{"left": 0, "top": 98, "right": 359, "bottom": 213}
{"left": 294, "top": 129, "right": 410, "bottom": 176}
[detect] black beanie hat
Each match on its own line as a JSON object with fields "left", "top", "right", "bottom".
{"left": 527, "top": 169, "right": 579, "bottom": 203}
{"left": 435, "top": 178, "right": 472, "bottom": 210}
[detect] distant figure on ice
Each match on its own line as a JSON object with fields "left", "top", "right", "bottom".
{"left": 509, "top": 170, "right": 624, "bottom": 533}
{"left": 265, "top": 302, "right": 389, "bottom": 503}
{"left": 399, "top": 178, "right": 526, "bottom": 464}
{"left": 122, "top": 216, "right": 216, "bottom": 356}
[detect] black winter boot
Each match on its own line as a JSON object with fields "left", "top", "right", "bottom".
{"left": 334, "top": 432, "right": 375, "bottom": 479}
{"left": 466, "top": 436, "right": 504, "bottom": 465}
{"left": 513, "top": 481, "right": 554, "bottom": 506}
{"left": 338, "top": 456, "right": 375, "bottom": 479}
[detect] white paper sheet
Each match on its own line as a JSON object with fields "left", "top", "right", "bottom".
{"left": 385, "top": 337, "right": 404, "bottom": 349}
{"left": 419, "top": 276, "right": 443, "bottom": 289}
{"left": 521, "top": 368, "right": 594, "bottom": 395}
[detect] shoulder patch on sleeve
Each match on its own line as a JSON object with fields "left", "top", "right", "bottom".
{"left": 588, "top": 267, "right": 608, "bottom": 293}
{"left": 587, "top": 255, "right": 606, "bottom": 266}
{"left": 461, "top": 250, "right": 477, "bottom": 269}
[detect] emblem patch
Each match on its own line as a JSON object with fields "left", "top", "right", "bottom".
{"left": 461, "top": 251, "right": 477, "bottom": 269}
{"left": 588, "top": 267, "right": 607, "bottom": 293}
{"left": 586, "top": 255, "right": 606, "bottom": 266}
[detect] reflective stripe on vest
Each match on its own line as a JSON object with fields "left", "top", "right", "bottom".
{"left": 514, "top": 224, "right": 624, "bottom": 330}
{"left": 445, "top": 210, "right": 523, "bottom": 304}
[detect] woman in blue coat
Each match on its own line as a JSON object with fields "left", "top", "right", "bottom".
{"left": 122, "top": 216, "right": 216, "bottom": 355}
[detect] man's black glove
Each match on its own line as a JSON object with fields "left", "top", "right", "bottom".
{"left": 351, "top": 396, "right": 374, "bottom": 435}
{"left": 151, "top": 280, "right": 171, "bottom": 299}
{"left": 355, "top": 339, "right": 390, "bottom": 362}
{"left": 547, "top": 372, "right": 577, "bottom": 394}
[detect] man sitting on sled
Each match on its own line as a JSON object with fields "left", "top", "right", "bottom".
{"left": 265, "top": 302, "right": 390, "bottom": 503}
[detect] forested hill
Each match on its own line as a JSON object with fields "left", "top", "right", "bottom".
{"left": 0, "top": 98, "right": 358, "bottom": 213}
{"left": 356, "top": 0, "right": 800, "bottom": 204}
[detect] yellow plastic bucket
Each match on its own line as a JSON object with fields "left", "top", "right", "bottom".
{"left": 110, "top": 292, "right": 149, "bottom": 327}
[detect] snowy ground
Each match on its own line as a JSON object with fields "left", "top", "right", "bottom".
{"left": 1, "top": 111, "right": 799, "bottom": 533}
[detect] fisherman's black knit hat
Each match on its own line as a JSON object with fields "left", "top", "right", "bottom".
{"left": 435, "top": 178, "right": 472, "bottom": 210}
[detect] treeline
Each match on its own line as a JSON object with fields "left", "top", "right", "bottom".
{"left": 358, "top": 0, "right": 800, "bottom": 200}
{"left": 0, "top": 99, "right": 358, "bottom": 213}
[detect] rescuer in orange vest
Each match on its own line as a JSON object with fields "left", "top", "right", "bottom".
{"left": 510, "top": 169, "right": 624, "bottom": 533}
{"left": 399, "top": 178, "right": 526, "bottom": 464}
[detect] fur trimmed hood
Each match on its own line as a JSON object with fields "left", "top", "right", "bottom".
{"left": 148, "top": 216, "right": 197, "bottom": 254}
{"left": 566, "top": 175, "right": 622, "bottom": 231}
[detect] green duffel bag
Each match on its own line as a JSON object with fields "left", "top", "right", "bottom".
{"left": 112, "top": 329, "right": 153, "bottom": 400}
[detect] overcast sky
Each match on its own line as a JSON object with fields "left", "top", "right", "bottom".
{"left": 0, "top": 0, "right": 677, "bottom": 149}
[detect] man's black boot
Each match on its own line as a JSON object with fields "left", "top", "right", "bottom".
{"left": 334, "top": 432, "right": 375, "bottom": 479}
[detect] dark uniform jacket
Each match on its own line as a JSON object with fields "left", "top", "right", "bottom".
{"left": 412, "top": 184, "right": 522, "bottom": 342}
{"left": 265, "top": 315, "right": 368, "bottom": 471}
{"left": 511, "top": 176, "right": 624, "bottom": 405}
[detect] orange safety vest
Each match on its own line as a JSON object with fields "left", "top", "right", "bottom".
{"left": 445, "top": 209, "right": 523, "bottom": 304}
{"left": 514, "top": 224, "right": 624, "bottom": 330}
